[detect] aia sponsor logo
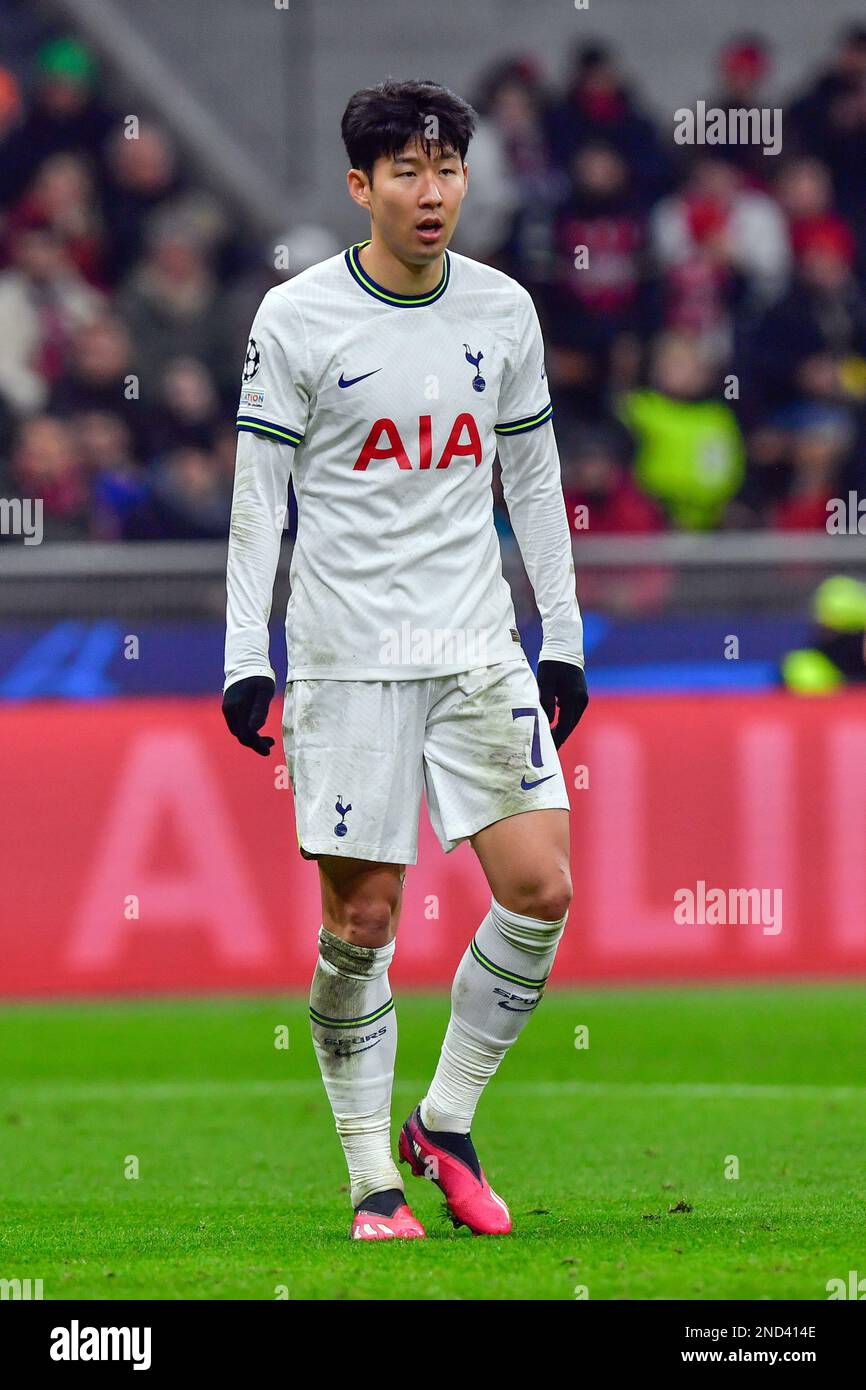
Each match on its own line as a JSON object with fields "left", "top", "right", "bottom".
{"left": 352, "top": 414, "right": 482, "bottom": 470}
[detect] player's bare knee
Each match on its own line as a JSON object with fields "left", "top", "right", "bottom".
{"left": 512, "top": 863, "right": 572, "bottom": 922}
{"left": 319, "top": 859, "right": 403, "bottom": 945}
{"left": 531, "top": 886, "right": 571, "bottom": 923}
{"left": 341, "top": 902, "right": 396, "bottom": 948}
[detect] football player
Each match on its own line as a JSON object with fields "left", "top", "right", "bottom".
{"left": 223, "top": 79, "right": 588, "bottom": 1240}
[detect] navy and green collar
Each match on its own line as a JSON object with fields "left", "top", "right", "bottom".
{"left": 344, "top": 239, "right": 451, "bottom": 307}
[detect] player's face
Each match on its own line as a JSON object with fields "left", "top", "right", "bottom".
{"left": 365, "top": 139, "right": 467, "bottom": 264}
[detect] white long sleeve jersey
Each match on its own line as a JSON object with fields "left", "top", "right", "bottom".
{"left": 224, "top": 240, "right": 583, "bottom": 688}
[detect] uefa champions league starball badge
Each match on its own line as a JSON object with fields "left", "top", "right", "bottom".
{"left": 243, "top": 338, "right": 261, "bottom": 382}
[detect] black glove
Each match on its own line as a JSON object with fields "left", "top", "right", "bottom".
{"left": 222, "top": 675, "right": 276, "bottom": 756}
{"left": 537, "top": 660, "right": 589, "bottom": 750}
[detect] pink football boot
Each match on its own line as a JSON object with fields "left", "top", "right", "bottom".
{"left": 398, "top": 1105, "right": 512, "bottom": 1236}
{"left": 350, "top": 1190, "right": 426, "bottom": 1240}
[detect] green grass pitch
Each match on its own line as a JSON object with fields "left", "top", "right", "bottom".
{"left": 1, "top": 986, "right": 864, "bottom": 1300}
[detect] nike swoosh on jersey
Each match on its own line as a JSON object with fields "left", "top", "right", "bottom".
{"left": 520, "top": 772, "right": 556, "bottom": 790}
{"left": 338, "top": 368, "right": 382, "bottom": 388}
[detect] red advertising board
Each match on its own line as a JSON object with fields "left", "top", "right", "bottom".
{"left": 2, "top": 691, "right": 865, "bottom": 996}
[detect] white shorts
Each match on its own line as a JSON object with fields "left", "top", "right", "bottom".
{"left": 281, "top": 657, "right": 571, "bottom": 865}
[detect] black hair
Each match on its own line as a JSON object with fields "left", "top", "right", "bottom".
{"left": 573, "top": 41, "right": 614, "bottom": 73}
{"left": 474, "top": 58, "right": 544, "bottom": 118}
{"left": 341, "top": 78, "right": 477, "bottom": 183}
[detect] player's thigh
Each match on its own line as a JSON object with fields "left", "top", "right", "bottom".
{"left": 423, "top": 659, "right": 570, "bottom": 861}
{"left": 317, "top": 855, "right": 406, "bottom": 946}
{"left": 470, "top": 808, "right": 572, "bottom": 922}
{"left": 283, "top": 677, "right": 425, "bottom": 866}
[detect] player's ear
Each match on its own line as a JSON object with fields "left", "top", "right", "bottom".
{"left": 346, "top": 167, "right": 371, "bottom": 212}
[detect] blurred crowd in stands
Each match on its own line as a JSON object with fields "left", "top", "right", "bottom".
{"left": 1, "top": 26, "right": 866, "bottom": 545}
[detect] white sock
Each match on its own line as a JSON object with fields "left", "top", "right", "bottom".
{"left": 421, "top": 895, "right": 567, "bottom": 1134}
{"left": 309, "top": 925, "right": 403, "bottom": 1207}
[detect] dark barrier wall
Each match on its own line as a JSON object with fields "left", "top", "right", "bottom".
{"left": 2, "top": 691, "right": 865, "bottom": 996}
